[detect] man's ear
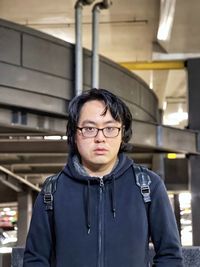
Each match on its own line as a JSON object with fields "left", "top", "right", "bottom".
{"left": 120, "top": 140, "right": 125, "bottom": 150}
{"left": 122, "top": 126, "right": 125, "bottom": 138}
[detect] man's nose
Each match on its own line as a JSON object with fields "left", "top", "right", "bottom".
{"left": 94, "top": 129, "right": 106, "bottom": 141}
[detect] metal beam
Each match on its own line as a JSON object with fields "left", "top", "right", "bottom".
{"left": 0, "top": 173, "right": 23, "bottom": 192}
{"left": 120, "top": 60, "right": 185, "bottom": 70}
{"left": 0, "top": 155, "right": 67, "bottom": 166}
{"left": 0, "top": 166, "right": 40, "bottom": 192}
{"left": 0, "top": 107, "right": 66, "bottom": 135}
{"left": 0, "top": 121, "right": 199, "bottom": 154}
{"left": 0, "top": 140, "right": 68, "bottom": 154}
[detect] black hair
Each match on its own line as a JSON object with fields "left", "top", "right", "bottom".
{"left": 66, "top": 88, "right": 133, "bottom": 155}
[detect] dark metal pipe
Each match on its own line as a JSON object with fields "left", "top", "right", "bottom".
{"left": 74, "top": 0, "right": 95, "bottom": 95}
{"left": 91, "top": 0, "right": 112, "bottom": 89}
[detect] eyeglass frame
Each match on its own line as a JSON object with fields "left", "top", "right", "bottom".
{"left": 77, "top": 126, "right": 122, "bottom": 138}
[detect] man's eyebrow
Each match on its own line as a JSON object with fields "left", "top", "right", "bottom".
{"left": 80, "top": 120, "right": 96, "bottom": 125}
{"left": 80, "top": 119, "right": 120, "bottom": 125}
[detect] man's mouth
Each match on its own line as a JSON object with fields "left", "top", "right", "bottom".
{"left": 94, "top": 148, "right": 108, "bottom": 154}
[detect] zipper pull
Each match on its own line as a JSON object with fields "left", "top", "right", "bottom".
{"left": 99, "top": 177, "right": 104, "bottom": 187}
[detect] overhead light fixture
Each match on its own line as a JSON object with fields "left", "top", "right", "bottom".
{"left": 163, "top": 101, "right": 167, "bottom": 110}
{"left": 157, "top": 0, "right": 176, "bottom": 41}
{"left": 0, "top": 247, "right": 12, "bottom": 253}
{"left": 167, "top": 153, "right": 177, "bottom": 159}
{"left": 44, "top": 135, "right": 62, "bottom": 140}
{"left": 163, "top": 106, "right": 188, "bottom": 126}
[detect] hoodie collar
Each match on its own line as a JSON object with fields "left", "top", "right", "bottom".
{"left": 72, "top": 155, "right": 119, "bottom": 178}
{"left": 64, "top": 153, "right": 133, "bottom": 183}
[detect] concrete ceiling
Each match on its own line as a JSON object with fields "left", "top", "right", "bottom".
{"left": 0, "top": 0, "right": 200, "bottom": 192}
{"left": 0, "top": 0, "right": 199, "bottom": 128}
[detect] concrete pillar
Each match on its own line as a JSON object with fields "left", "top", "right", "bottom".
{"left": 187, "top": 58, "right": 200, "bottom": 130}
{"left": 174, "top": 194, "right": 181, "bottom": 239}
{"left": 152, "top": 153, "right": 165, "bottom": 180}
{"left": 188, "top": 155, "right": 200, "bottom": 246}
{"left": 0, "top": 253, "right": 11, "bottom": 267}
{"left": 158, "top": 108, "right": 163, "bottom": 125}
{"left": 187, "top": 58, "right": 200, "bottom": 245}
{"left": 17, "top": 189, "right": 33, "bottom": 246}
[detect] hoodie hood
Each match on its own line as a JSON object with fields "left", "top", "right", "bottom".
{"left": 63, "top": 152, "right": 133, "bottom": 183}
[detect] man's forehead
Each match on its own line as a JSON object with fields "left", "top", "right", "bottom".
{"left": 81, "top": 99, "right": 105, "bottom": 107}
{"left": 78, "top": 100, "right": 122, "bottom": 123}
{"left": 80, "top": 100, "right": 108, "bottom": 114}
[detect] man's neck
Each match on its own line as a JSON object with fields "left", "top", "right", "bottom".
{"left": 82, "top": 159, "right": 119, "bottom": 177}
{"left": 84, "top": 167, "right": 111, "bottom": 177}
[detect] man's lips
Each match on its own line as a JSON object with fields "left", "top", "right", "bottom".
{"left": 94, "top": 148, "right": 108, "bottom": 151}
{"left": 93, "top": 148, "right": 108, "bottom": 154}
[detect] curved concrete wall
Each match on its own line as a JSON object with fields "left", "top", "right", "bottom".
{"left": 0, "top": 19, "right": 159, "bottom": 123}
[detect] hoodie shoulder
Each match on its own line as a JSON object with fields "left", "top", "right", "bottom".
{"left": 144, "top": 168, "right": 166, "bottom": 194}
{"left": 111, "top": 153, "right": 133, "bottom": 178}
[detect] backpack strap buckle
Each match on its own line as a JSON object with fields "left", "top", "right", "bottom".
{"left": 140, "top": 185, "right": 151, "bottom": 203}
{"left": 42, "top": 172, "right": 61, "bottom": 211}
{"left": 44, "top": 193, "right": 54, "bottom": 210}
{"left": 134, "top": 165, "right": 151, "bottom": 203}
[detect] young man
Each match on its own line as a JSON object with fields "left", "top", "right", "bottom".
{"left": 23, "top": 89, "right": 183, "bottom": 267}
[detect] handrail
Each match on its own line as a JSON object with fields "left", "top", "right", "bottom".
{"left": 0, "top": 165, "right": 40, "bottom": 192}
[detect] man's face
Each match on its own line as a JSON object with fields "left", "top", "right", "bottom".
{"left": 75, "top": 100, "right": 122, "bottom": 175}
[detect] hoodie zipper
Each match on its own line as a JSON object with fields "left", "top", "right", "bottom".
{"left": 98, "top": 177, "right": 104, "bottom": 267}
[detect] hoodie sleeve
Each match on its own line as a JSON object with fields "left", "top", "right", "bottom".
{"left": 149, "top": 174, "right": 183, "bottom": 267}
{"left": 23, "top": 192, "right": 53, "bottom": 267}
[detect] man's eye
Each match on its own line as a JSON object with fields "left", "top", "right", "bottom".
{"left": 84, "top": 127, "right": 96, "bottom": 132}
{"left": 105, "top": 127, "right": 115, "bottom": 132}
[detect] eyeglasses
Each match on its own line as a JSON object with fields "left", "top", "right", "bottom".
{"left": 77, "top": 126, "right": 121, "bottom": 138}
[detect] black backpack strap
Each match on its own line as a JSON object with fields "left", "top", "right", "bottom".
{"left": 43, "top": 172, "right": 61, "bottom": 210}
{"left": 133, "top": 164, "right": 152, "bottom": 248}
{"left": 42, "top": 172, "right": 61, "bottom": 266}
{"left": 133, "top": 165, "right": 151, "bottom": 203}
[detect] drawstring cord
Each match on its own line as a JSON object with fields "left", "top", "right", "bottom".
{"left": 111, "top": 176, "right": 116, "bottom": 218}
{"left": 87, "top": 180, "right": 91, "bottom": 234}
{"left": 86, "top": 176, "right": 117, "bottom": 234}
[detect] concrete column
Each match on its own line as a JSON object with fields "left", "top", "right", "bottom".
{"left": 152, "top": 153, "right": 165, "bottom": 180}
{"left": 174, "top": 194, "right": 181, "bottom": 239}
{"left": 158, "top": 108, "right": 164, "bottom": 124}
{"left": 187, "top": 58, "right": 200, "bottom": 245}
{"left": 187, "top": 58, "right": 200, "bottom": 130}
{"left": 188, "top": 155, "right": 200, "bottom": 246}
{"left": 17, "top": 189, "right": 33, "bottom": 246}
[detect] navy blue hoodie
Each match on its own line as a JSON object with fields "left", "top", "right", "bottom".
{"left": 23, "top": 153, "right": 183, "bottom": 267}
